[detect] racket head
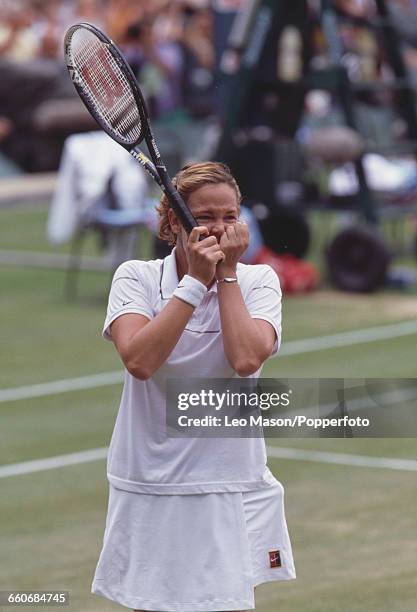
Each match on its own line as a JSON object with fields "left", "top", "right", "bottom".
{"left": 64, "top": 22, "right": 148, "bottom": 149}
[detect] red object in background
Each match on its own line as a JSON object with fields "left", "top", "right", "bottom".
{"left": 252, "top": 247, "right": 319, "bottom": 294}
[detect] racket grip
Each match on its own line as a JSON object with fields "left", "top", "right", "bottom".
{"left": 166, "top": 188, "right": 198, "bottom": 234}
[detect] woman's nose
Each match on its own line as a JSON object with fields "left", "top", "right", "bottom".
{"left": 210, "top": 221, "right": 225, "bottom": 240}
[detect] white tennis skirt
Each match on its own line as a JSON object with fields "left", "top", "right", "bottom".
{"left": 92, "top": 478, "right": 296, "bottom": 612}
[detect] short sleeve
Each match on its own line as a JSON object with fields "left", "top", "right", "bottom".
{"left": 103, "top": 261, "right": 154, "bottom": 341}
{"left": 244, "top": 265, "right": 282, "bottom": 354}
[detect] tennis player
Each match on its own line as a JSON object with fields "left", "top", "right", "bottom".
{"left": 92, "top": 162, "right": 296, "bottom": 612}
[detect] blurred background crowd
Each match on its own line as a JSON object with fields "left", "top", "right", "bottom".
{"left": 2, "top": 0, "right": 417, "bottom": 292}
{"left": 0, "top": 0, "right": 220, "bottom": 173}
{"left": 1, "top": 0, "right": 417, "bottom": 173}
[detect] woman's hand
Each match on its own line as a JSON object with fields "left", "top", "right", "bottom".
{"left": 215, "top": 221, "right": 249, "bottom": 280}
{"left": 186, "top": 226, "right": 225, "bottom": 286}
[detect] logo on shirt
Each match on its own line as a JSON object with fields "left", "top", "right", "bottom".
{"left": 122, "top": 300, "right": 134, "bottom": 306}
{"left": 269, "top": 550, "right": 282, "bottom": 568}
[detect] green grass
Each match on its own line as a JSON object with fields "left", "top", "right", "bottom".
{"left": 0, "top": 204, "right": 154, "bottom": 258}
{"left": 1, "top": 449, "right": 415, "bottom": 612}
{"left": 257, "top": 454, "right": 417, "bottom": 612}
{"left": 0, "top": 388, "right": 120, "bottom": 465}
{"left": 1, "top": 205, "right": 416, "bottom": 611}
{"left": 0, "top": 267, "right": 120, "bottom": 388}
{"left": 2, "top": 266, "right": 417, "bottom": 389}
{"left": 264, "top": 333, "right": 417, "bottom": 377}
{"left": 0, "top": 205, "right": 99, "bottom": 255}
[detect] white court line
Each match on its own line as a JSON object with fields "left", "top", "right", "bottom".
{"left": 278, "top": 383, "right": 417, "bottom": 420}
{"left": 266, "top": 446, "right": 417, "bottom": 472}
{"left": 0, "top": 372, "right": 124, "bottom": 403}
{"left": 276, "top": 319, "right": 417, "bottom": 357}
{"left": 0, "top": 448, "right": 108, "bottom": 479}
{"left": 0, "top": 446, "right": 416, "bottom": 479}
{"left": 1, "top": 320, "right": 417, "bottom": 403}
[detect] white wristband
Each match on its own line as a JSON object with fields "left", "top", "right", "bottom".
{"left": 173, "top": 274, "right": 207, "bottom": 308}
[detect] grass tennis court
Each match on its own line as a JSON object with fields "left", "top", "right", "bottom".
{"left": 1, "top": 205, "right": 416, "bottom": 611}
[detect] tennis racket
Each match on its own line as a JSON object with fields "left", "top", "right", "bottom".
{"left": 64, "top": 22, "right": 198, "bottom": 234}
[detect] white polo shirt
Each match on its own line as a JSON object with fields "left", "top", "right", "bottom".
{"left": 103, "top": 249, "right": 282, "bottom": 495}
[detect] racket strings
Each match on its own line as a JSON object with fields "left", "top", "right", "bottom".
{"left": 70, "top": 29, "right": 142, "bottom": 145}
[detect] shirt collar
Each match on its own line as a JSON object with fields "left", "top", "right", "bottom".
{"left": 160, "top": 248, "right": 179, "bottom": 299}
{"left": 160, "top": 247, "right": 219, "bottom": 298}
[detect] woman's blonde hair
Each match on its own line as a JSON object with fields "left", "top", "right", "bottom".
{"left": 156, "top": 161, "right": 241, "bottom": 245}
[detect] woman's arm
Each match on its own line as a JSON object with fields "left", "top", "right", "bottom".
{"left": 217, "top": 282, "right": 277, "bottom": 377}
{"left": 216, "top": 223, "right": 278, "bottom": 376}
{"left": 110, "top": 299, "right": 194, "bottom": 380}
{"left": 110, "top": 228, "right": 224, "bottom": 379}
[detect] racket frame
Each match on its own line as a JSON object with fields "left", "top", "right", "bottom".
{"left": 64, "top": 22, "right": 198, "bottom": 234}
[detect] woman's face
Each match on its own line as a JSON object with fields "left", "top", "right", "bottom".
{"left": 171, "top": 182, "right": 240, "bottom": 249}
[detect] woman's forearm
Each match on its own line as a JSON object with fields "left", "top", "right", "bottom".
{"left": 217, "top": 283, "right": 273, "bottom": 377}
{"left": 116, "top": 297, "right": 194, "bottom": 379}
